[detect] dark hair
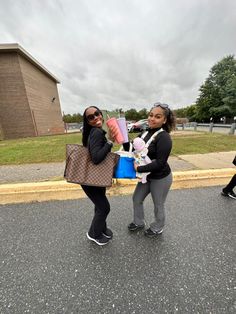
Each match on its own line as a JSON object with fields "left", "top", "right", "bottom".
{"left": 82, "top": 106, "right": 102, "bottom": 146}
{"left": 151, "top": 102, "right": 176, "bottom": 133}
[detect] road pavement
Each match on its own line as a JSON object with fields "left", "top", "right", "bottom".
{"left": 0, "top": 187, "right": 235, "bottom": 313}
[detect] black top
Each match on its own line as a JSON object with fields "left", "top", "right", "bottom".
{"left": 123, "top": 127, "right": 172, "bottom": 180}
{"left": 88, "top": 127, "right": 113, "bottom": 164}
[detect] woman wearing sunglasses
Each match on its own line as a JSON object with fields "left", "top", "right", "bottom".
{"left": 124, "top": 102, "right": 176, "bottom": 237}
{"left": 81, "top": 106, "right": 114, "bottom": 246}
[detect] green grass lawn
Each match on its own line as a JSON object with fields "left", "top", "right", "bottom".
{"left": 0, "top": 131, "right": 235, "bottom": 165}
{"left": 171, "top": 132, "right": 235, "bottom": 155}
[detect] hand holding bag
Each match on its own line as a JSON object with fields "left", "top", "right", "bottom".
{"left": 64, "top": 144, "right": 120, "bottom": 187}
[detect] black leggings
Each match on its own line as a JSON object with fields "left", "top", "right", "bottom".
{"left": 81, "top": 185, "right": 110, "bottom": 238}
{"left": 223, "top": 174, "right": 236, "bottom": 192}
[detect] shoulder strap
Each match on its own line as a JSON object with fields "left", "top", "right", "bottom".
{"left": 141, "top": 131, "right": 148, "bottom": 139}
{"left": 141, "top": 128, "right": 164, "bottom": 148}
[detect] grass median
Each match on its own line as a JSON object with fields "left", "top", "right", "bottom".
{"left": 0, "top": 131, "right": 235, "bottom": 165}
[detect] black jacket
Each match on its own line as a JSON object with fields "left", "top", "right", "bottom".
{"left": 123, "top": 127, "right": 172, "bottom": 180}
{"left": 88, "top": 127, "right": 112, "bottom": 164}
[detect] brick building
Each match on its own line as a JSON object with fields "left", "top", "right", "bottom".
{"left": 0, "top": 43, "right": 64, "bottom": 140}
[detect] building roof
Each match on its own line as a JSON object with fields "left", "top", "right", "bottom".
{"left": 0, "top": 43, "right": 60, "bottom": 83}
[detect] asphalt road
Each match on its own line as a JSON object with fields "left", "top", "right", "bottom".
{"left": 0, "top": 186, "right": 235, "bottom": 314}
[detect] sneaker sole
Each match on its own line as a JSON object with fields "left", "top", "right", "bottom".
{"left": 221, "top": 192, "right": 236, "bottom": 199}
{"left": 86, "top": 233, "right": 109, "bottom": 246}
{"left": 144, "top": 229, "right": 163, "bottom": 238}
{"left": 128, "top": 225, "right": 145, "bottom": 232}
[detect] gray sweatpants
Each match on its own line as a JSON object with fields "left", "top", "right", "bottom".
{"left": 132, "top": 172, "right": 173, "bottom": 232}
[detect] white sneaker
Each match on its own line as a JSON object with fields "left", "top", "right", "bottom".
{"left": 86, "top": 233, "right": 109, "bottom": 246}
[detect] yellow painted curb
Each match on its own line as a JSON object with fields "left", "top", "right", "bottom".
{"left": 0, "top": 168, "right": 235, "bottom": 205}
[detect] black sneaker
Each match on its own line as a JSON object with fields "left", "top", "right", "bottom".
{"left": 86, "top": 233, "right": 109, "bottom": 246}
{"left": 128, "top": 222, "right": 145, "bottom": 231}
{"left": 228, "top": 191, "right": 236, "bottom": 199}
{"left": 102, "top": 228, "right": 113, "bottom": 239}
{"left": 144, "top": 228, "right": 163, "bottom": 238}
{"left": 221, "top": 190, "right": 236, "bottom": 200}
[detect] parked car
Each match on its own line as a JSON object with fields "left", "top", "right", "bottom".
{"left": 130, "top": 119, "right": 148, "bottom": 132}
{"left": 65, "top": 122, "right": 83, "bottom": 133}
{"left": 126, "top": 121, "right": 136, "bottom": 132}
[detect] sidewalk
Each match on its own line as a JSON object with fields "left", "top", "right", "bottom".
{"left": 0, "top": 151, "right": 235, "bottom": 204}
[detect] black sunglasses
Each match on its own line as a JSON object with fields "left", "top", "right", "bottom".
{"left": 86, "top": 110, "right": 101, "bottom": 122}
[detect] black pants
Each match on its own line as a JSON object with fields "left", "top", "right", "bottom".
{"left": 223, "top": 174, "right": 236, "bottom": 192}
{"left": 81, "top": 185, "right": 110, "bottom": 238}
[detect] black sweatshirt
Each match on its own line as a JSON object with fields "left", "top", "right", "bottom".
{"left": 88, "top": 127, "right": 113, "bottom": 164}
{"left": 123, "top": 127, "right": 172, "bottom": 180}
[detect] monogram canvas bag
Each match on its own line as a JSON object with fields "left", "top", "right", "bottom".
{"left": 64, "top": 144, "right": 120, "bottom": 187}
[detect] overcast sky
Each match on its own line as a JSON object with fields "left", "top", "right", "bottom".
{"left": 0, "top": 0, "right": 236, "bottom": 114}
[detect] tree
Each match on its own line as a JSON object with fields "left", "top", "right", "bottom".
{"left": 138, "top": 108, "right": 148, "bottom": 119}
{"left": 173, "top": 108, "right": 187, "bottom": 118}
{"left": 125, "top": 108, "right": 139, "bottom": 121}
{"left": 223, "top": 76, "right": 236, "bottom": 113}
{"left": 63, "top": 113, "right": 83, "bottom": 123}
{"left": 185, "top": 105, "right": 198, "bottom": 121}
{"left": 174, "top": 104, "right": 198, "bottom": 122}
{"left": 195, "top": 55, "right": 236, "bottom": 121}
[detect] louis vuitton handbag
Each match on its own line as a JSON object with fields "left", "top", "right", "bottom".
{"left": 64, "top": 144, "right": 120, "bottom": 187}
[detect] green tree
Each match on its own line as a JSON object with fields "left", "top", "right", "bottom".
{"left": 196, "top": 55, "right": 236, "bottom": 121}
{"left": 174, "top": 104, "right": 197, "bottom": 122}
{"left": 63, "top": 113, "right": 83, "bottom": 123}
{"left": 62, "top": 114, "right": 72, "bottom": 123}
{"left": 138, "top": 108, "right": 148, "bottom": 119}
{"left": 223, "top": 76, "right": 236, "bottom": 113}
{"left": 174, "top": 108, "right": 187, "bottom": 118}
{"left": 185, "top": 105, "right": 198, "bottom": 121}
{"left": 125, "top": 108, "right": 139, "bottom": 121}
{"left": 125, "top": 108, "right": 149, "bottom": 121}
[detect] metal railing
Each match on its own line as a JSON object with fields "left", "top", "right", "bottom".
{"left": 177, "top": 122, "right": 236, "bottom": 135}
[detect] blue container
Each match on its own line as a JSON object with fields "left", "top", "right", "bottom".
{"left": 114, "top": 156, "right": 136, "bottom": 179}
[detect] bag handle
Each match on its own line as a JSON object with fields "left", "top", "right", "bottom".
{"left": 118, "top": 142, "right": 133, "bottom": 153}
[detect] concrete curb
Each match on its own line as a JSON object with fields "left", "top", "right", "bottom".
{"left": 0, "top": 168, "right": 235, "bottom": 205}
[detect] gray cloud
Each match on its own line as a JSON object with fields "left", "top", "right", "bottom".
{"left": 0, "top": 0, "right": 236, "bottom": 113}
